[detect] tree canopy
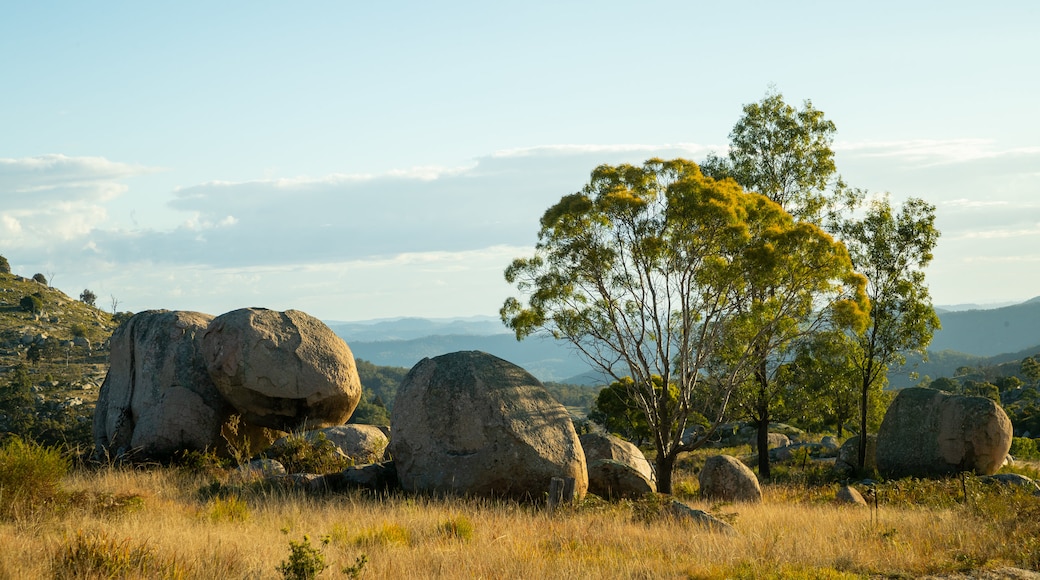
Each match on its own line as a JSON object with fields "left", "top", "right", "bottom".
{"left": 502, "top": 158, "right": 867, "bottom": 492}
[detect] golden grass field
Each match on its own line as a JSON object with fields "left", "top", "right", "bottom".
{"left": 3, "top": 447, "right": 1040, "bottom": 580}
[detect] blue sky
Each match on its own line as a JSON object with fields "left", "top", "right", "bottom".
{"left": 2, "top": 2, "right": 1038, "bottom": 320}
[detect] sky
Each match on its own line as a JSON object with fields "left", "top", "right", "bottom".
{"left": 2, "top": 2, "right": 1038, "bottom": 321}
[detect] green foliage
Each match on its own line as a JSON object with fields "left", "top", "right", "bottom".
{"left": 543, "top": 381, "right": 602, "bottom": 412}
{"left": 205, "top": 495, "right": 250, "bottom": 523}
{"left": 355, "top": 358, "right": 407, "bottom": 411}
{"left": 262, "top": 432, "right": 351, "bottom": 474}
{"left": 79, "top": 288, "right": 97, "bottom": 307}
{"left": 0, "top": 437, "right": 70, "bottom": 519}
{"left": 32, "top": 272, "right": 47, "bottom": 286}
{"left": 20, "top": 294, "right": 43, "bottom": 314}
{"left": 348, "top": 391, "right": 390, "bottom": 426}
{"left": 1010, "top": 437, "right": 1040, "bottom": 460}
{"left": 502, "top": 156, "right": 866, "bottom": 493}
{"left": 342, "top": 554, "right": 369, "bottom": 579}
{"left": 0, "top": 254, "right": 9, "bottom": 274}
{"left": 701, "top": 89, "right": 853, "bottom": 224}
{"left": 0, "top": 364, "right": 35, "bottom": 434}
{"left": 54, "top": 530, "right": 181, "bottom": 579}
{"left": 840, "top": 195, "right": 941, "bottom": 468}
{"left": 1023, "top": 356, "right": 1040, "bottom": 385}
{"left": 277, "top": 535, "right": 329, "bottom": 580}
{"left": 437, "top": 515, "right": 474, "bottom": 542}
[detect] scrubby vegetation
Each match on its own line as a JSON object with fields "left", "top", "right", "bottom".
{"left": 0, "top": 442, "right": 1037, "bottom": 578}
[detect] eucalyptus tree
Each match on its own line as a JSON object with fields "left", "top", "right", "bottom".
{"left": 501, "top": 158, "right": 868, "bottom": 492}
{"left": 839, "top": 195, "right": 941, "bottom": 468}
{"left": 703, "top": 91, "right": 867, "bottom": 477}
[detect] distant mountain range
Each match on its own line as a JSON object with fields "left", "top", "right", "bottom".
{"left": 329, "top": 297, "right": 1040, "bottom": 386}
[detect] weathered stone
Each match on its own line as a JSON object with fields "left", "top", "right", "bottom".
{"left": 980, "top": 473, "right": 1040, "bottom": 493}
{"left": 749, "top": 432, "right": 791, "bottom": 453}
{"left": 833, "top": 435, "right": 877, "bottom": 476}
{"left": 579, "top": 432, "right": 655, "bottom": 483}
{"left": 276, "top": 424, "right": 389, "bottom": 465}
{"left": 876, "top": 387, "right": 1013, "bottom": 478}
{"left": 821, "top": 436, "right": 839, "bottom": 450}
{"left": 586, "top": 459, "right": 655, "bottom": 500}
{"left": 666, "top": 500, "right": 738, "bottom": 535}
{"left": 314, "top": 461, "right": 400, "bottom": 492}
{"left": 699, "top": 455, "right": 762, "bottom": 503}
{"left": 93, "top": 310, "right": 232, "bottom": 460}
{"left": 390, "top": 351, "right": 588, "bottom": 500}
{"left": 237, "top": 458, "right": 286, "bottom": 478}
{"left": 835, "top": 485, "right": 868, "bottom": 507}
{"left": 202, "top": 308, "right": 362, "bottom": 431}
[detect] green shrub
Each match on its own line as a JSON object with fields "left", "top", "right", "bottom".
{"left": 277, "top": 535, "right": 328, "bottom": 580}
{"left": 263, "top": 432, "right": 351, "bottom": 474}
{"left": 53, "top": 530, "right": 180, "bottom": 579}
{"left": 0, "top": 255, "right": 9, "bottom": 274}
{"left": 0, "top": 437, "right": 69, "bottom": 519}
{"left": 1010, "top": 437, "right": 1040, "bottom": 460}
{"left": 19, "top": 294, "right": 43, "bottom": 314}
{"left": 32, "top": 272, "right": 47, "bottom": 285}
{"left": 437, "top": 515, "right": 474, "bottom": 542}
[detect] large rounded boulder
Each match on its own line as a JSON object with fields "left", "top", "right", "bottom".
{"left": 94, "top": 310, "right": 231, "bottom": 459}
{"left": 877, "top": 387, "right": 1013, "bottom": 478}
{"left": 699, "top": 455, "right": 762, "bottom": 503}
{"left": 390, "top": 351, "right": 588, "bottom": 500}
{"left": 202, "top": 308, "right": 362, "bottom": 431}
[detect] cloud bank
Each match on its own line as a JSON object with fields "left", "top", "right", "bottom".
{"left": 2, "top": 140, "right": 1037, "bottom": 318}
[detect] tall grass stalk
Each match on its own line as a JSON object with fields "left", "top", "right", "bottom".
{"left": 0, "top": 465, "right": 1034, "bottom": 578}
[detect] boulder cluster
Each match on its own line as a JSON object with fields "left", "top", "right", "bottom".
{"left": 96, "top": 309, "right": 1018, "bottom": 506}
{"left": 93, "top": 308, "right": 362, "bottom": 461}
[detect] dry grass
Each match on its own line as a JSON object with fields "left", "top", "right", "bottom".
{"left": 0, "top": 464, "right": 1038, "bottom": 579}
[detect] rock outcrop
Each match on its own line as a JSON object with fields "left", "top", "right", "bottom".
{"left": 876, "top": 387, "right": 1013, "bottom": 478}
{"left": 93, "top": 310, "right": 231, "bottom": 459}
{"left": 390, "top": 351, "right": 588, "bottom": 500}
{"left": 699, "top": 455, "right": 762, "bottom": 503}
{"left": 202, "top": 308, "right": 362, "bottom": 431}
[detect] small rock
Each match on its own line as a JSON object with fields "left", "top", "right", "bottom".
{"left": 667, "top": 500, "right": 738, "bottom": 535}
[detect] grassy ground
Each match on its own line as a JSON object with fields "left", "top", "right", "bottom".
{"left": 2, "top": 448, "right": 1039, "bottom": 579}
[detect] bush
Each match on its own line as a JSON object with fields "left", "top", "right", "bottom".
{"left": 20, "top": 294, "right": 43, "bottom": 314}
{"left": 32, "top": 273, "right": 47, "bottom": 286}
{"left": 262, "top": 432, "right": 351, "bottom": 474}
{"left": 437, "top": 515, "right": 474, "bottom": 542}
{"left": 277, "top": 535, "right": 328, "bottom": 580}
{"left": 0, "top": 255, "right": 9, "bottom": 274}
{"left": 0, "top": 437, "right": 69, "bottom": 519}
{"left": 79, "top": 289, "right": 97, "bottom": 307}
{"left": 1010, "top": 437, "right": 1040, "bottom": 460}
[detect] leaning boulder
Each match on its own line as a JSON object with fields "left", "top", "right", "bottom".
{"left": 579, "top": 432, "right": 655, "bottom": 485}
{"left": 93, "top": 310, "right": 231, "bottom": 460}
{"left": 390, "top": 351, "right": 588, "bottom": 500}
{"left": 699, "top": 455, "right": 762, "bottom": 503}
{"left": 202, "top": 308, "right": 362, "bottom": 431}
{"left": 876, "top": 387, "right": 1013, "bottom": 478}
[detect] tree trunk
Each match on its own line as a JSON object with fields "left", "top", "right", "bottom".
{"left": 755, "top": 361, "right": 771, "bottom": 480}
{"left": 655, "top": 451, "right": 675, "bottom": 495}
{"left": 858, "top": 373, "right": 869, "bottom": 470}
{"left": 756, "top": 410, "right": 770, "bottom": 480}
